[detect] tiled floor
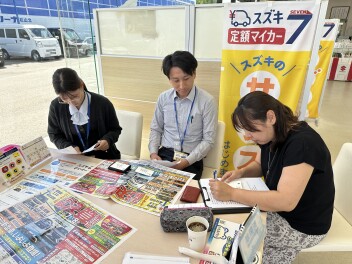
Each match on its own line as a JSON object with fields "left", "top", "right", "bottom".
{"left": 310, "top": 80, "right": 352, "bottom": 164}
{"left": 293, "top": 251, "right": 352, "bottom": 264}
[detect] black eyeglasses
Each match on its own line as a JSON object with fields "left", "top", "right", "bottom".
{"left": 57, "top": 90, "right": 82, "bottom": 104}
{"left": 57, "top": 97, "right": 68, "bottom": 104}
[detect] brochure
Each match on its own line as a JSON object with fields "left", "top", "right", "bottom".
{"left": 200, "top": 218, "right": 240, "bottom": 264}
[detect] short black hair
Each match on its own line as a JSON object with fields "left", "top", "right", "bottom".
{"left": 162, "top": 51, "right": 198, "bottom": 79}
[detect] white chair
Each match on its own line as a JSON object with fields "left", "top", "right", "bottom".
{"left": 202, "top": 121, "right": 225, "bottom": 178}
{"left": 115, "top": 110, "right": 143, "bottom": 160}
{"left": 302, "top": 143, "right": 352, "bottom": 252}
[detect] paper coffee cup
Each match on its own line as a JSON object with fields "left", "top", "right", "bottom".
{"left": 186, "top": 216, "right": 209, "bottom": 252}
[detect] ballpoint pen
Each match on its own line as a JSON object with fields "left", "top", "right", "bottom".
{"left": 213, "top": 170, "right": 218, "bottom": 181}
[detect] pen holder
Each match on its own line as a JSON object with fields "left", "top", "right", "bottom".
{"left": 160, "top": 206, "right": 213, "bottom": 232}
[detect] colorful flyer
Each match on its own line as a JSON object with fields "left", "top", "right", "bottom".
{"left": 0, "top": 186, "right": 136, "bottom": 264}
{"left": 0, "top": 147, "right": 28, "bottom": 185}
{"left": 69, "top": 160, "right": 127, "bottom": 199}
{"left": 110, "top": 160, "right": 194, "bottom": 216}
{"left": 39, "top": 158, "right": 100, "bottom": 186}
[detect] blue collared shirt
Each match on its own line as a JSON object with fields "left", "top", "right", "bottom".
{"left": 149, "top": 86, "right": 217, "bottom": 165}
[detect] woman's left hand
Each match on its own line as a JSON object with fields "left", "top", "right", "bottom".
{"left": 94, "top": 140, "right": 109, "bottom": 151}
{"left": 209, "top": 179, "right": 235, "bottom": 201}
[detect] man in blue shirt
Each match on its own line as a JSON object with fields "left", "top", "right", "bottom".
{"left": 149, "top": 51, "right": 217, "bottom": 180}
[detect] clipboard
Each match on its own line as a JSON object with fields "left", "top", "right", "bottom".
{"left": 198, "top": 178, "right": 269, "bottom": 214}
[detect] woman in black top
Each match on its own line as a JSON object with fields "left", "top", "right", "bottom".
{"left": 209, "top": 91, "right": 334, "bottom": 263}
{"left": 48, "top": 67, "right": 122, "bottom": 159}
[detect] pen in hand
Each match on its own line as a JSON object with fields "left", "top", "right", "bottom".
{"left": 213, "top": 170, "right": 218, "bottom": 181}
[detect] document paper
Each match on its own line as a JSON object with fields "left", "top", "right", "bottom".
{"left": 199, "top": 177, "right": 269, "bottom": 214}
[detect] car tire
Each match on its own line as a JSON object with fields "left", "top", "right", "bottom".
{"left": 2, "top": 49, "right": 10, "bottom": 60}
{"left": 31, "top": 51, "right": 41, "bottom": 62}
{"left": 85, "top": 49, "right": 92, "bottom": 56}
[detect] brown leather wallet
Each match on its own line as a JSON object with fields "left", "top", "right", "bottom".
{"left": 180, "top": 186, "right": 201, "bottom": 203}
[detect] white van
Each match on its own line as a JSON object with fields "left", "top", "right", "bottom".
{"left": 0, "top": 24, "right": 62, "bottom": 61}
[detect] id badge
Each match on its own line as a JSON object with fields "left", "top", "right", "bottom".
{"left": 173, "top": 150, "right": 188, "bottom": 161}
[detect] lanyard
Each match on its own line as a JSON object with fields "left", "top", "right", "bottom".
{"left": 174, "top": 87, "right": 197, "bottom": 152}
{"left": 74, "top": 93, "right": 91, "bottom": 150}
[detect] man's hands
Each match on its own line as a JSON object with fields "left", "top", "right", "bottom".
{"left": 150, "top": 153, "right": 189, "bottom": 170}
{"left": 150, "top": 153, "right": 162, "bottom": 160}
{"left": 171, "top": 158, "right": 189, "bottom": 170}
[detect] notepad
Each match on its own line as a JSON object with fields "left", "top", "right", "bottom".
{"left": 198, "top": 178, "right": 269, "bottom": 214}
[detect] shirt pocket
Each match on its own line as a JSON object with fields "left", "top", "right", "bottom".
{"left": 188, "top": 113, "right": 203, "bottom": 137}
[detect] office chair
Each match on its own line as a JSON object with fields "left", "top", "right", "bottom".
{"left": 202, "top": 121, "right": 225, "bottom": 178}
{"left": 115, "top": 110, "right": 143, "bottom": 160}
{"left": 333, "top": 142, "right": 352, "bottom": 226}
{"left": 302, "top": 142, "right": 352, "bottom": 252}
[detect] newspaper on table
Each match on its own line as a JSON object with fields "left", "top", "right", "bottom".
{"left": 0, "top": 168, "right": 66, "bottom": 211}
{"left": 0, "top": 185, "right": 136, "bottom": 264}
{"left": 69, "top": 160, "right": 195, "bottom": 216}
{"left": 38, "top": 158, "right": 100, "bottom": 186}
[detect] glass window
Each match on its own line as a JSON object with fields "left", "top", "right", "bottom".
{"left": 5, "top": 29, "right": 17, "bottom": 38}
{"left": 89, "top": 3, "right": 98, "bottom": 12}
{"left": 18, "top": 29, "right": 29, "bottom": 39}
{"left": 60, "top": 11, "right": 69, "bottom": 17}
{"left": 16, "top": 7, "right": 27, "bottom": 15}
{"left": 194, "top": 6, "right": 223, "bottom": 59}
{"left": 73, "top": 12, "right": 85, "bottom": 19}
{"left": 27, "top": 8, "right": 50, "bottom": 16}
{"left": 57, "top": 1, "right": 68, "bottom": 11}
{"left": 98, "top": 8, "right": 186, "bottom": 56}
{"left": 48, "top": 0, "right": 57, "bottom": 9}
{"left": 0, "top": 29, "right": 5, "bottom": 38}
{"left": 26, "top": 0, "right": 49, "bottom": 9}
{"left": 0, "top": 6, "right": 16, "bottom": 14}
{"left": 50, "top": 10, "right": 58, "bottom": 17}
{"left": 28, "top": 28, "right": 53, "bottom": 38}
{"left": 0, "top": 0, "right": 16, "bottom": 5}
{"left": 72, "top": 1, "right": 84, "bottom": 12}
{"left": 2, "top": 0, "right": 25, "bottom": 6}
